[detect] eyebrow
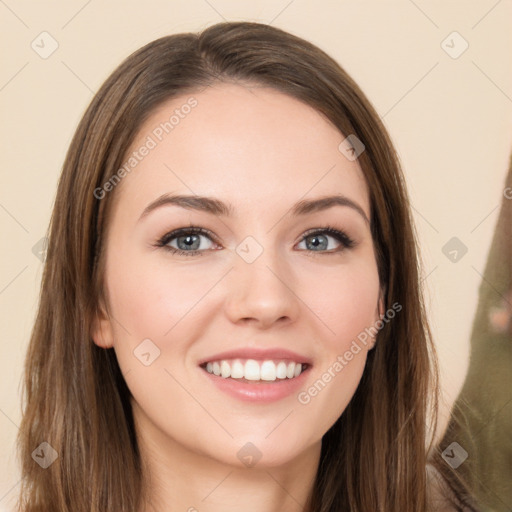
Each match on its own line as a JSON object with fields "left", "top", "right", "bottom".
{"left": 138, "top": 193, "right": 370, "bottom": 224}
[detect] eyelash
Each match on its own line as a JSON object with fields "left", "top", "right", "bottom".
{"left": 155, "top": 225, "right": 356, "bottom": 257}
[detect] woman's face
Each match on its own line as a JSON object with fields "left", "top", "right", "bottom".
{"left": 92, "top": 83, "right": 383, "bottom": 468}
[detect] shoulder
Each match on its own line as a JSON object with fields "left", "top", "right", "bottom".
{"left": 426, "top": 463, "right": 462, "bottom": 512}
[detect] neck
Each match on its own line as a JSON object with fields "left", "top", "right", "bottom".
{"left": 132, "top": 401, "right": 321, "bottom": 512}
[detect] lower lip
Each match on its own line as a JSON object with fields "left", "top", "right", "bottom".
{"left": 200, "top": 366, "right": 311, "bottom": 403}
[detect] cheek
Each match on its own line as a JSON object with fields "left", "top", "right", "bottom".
{"left": 295, "top": 267, "right": 378, "bottom": 434}
{"left": 303, "top": 258, "right": 381, "bottom": 348}
{"left": 105, "top": 250, "right": 214, "bottom": 340}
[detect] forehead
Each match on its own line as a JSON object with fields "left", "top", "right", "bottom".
{"left": 117, "top": 83, "right": 370, "bottom": 219}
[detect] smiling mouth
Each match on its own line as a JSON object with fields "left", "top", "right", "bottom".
{"left": 200, "top": 358, "right": 310, "bottom": 382}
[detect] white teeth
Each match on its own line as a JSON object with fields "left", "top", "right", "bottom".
{"left": 244, "top": 360, "right": 260, "bottom": 380}
{"left": 203, "top": 358, "right": 306, "bottom": 381}
{"left": 276, "top": 361, "right": 288, "bottom": 379}
{"left": 221, "top": 360, "right": 231, "bottom": 378}
{"left": 231, "top": 360, "right": 244, "bottom": 378}
{"left": 260, "top": 360, "right": 276, "bottom": 381}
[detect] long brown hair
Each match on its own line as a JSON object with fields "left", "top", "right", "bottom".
{"left": 16, "top": 21, "right": 478, "bottom": 511}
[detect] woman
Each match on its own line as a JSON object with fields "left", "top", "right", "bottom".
{"left": 16, "top": 21, "right": 481, "bottom": 511}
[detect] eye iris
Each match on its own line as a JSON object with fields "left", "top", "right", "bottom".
{"left": 307, "top": 234, "right": 328, "bottom": 251}
{"left": 178, "top": 234, "right": 200, "bottom": 251}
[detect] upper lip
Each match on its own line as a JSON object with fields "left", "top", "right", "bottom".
{"left": 198, "top": 348, "right": 313, "bottom": 366}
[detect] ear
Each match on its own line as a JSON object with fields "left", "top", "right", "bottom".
{"left": 377, "top": 290, "right": 385, "bottom": 319}
{"left": 369, "top": 289, "right": 386, "bottom": 350}
{"left": 90, "top": 293, "right": 114, "bottom": 349}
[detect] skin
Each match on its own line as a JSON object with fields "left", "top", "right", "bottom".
{"left": 92, "top": 82, "right": 384, "bottom": 512}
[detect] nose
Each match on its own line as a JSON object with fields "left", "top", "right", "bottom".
{"left": 223, "top": 246, "right": 301, "bottom": 329}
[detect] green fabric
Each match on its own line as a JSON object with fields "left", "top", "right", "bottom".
{"left": 439, "top": 153, "right": 512, "bottom": 511}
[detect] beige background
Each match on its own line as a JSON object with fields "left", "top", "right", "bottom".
{"left": 1, "top": 1, "right": 511, "bottom": 509}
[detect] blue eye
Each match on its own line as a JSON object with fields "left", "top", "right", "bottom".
{"left": 156, "top": 227, "right": 217, "bottom": 257}
{"left": 156, "top": 225, "right": 356, "bottom": 257}
{"left": 299, "top": 226, "right": 355, "bottom": 252}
